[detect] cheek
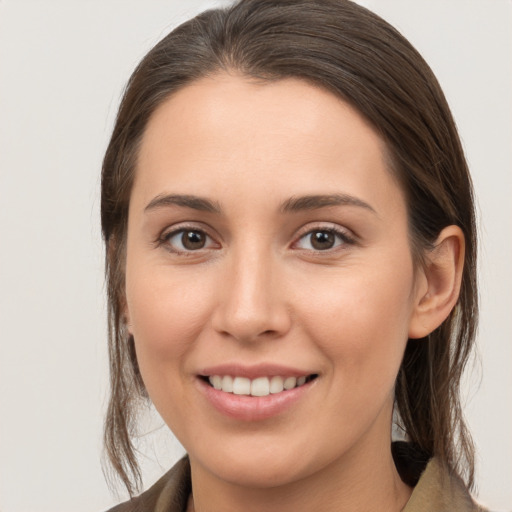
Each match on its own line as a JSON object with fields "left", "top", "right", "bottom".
{"left": 296, "top": 255, "right": 415, "bottom": 388}
{"left": 124, "top": 264, "right": 217, "bottom": 379}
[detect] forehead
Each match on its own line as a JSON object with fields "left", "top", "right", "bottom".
{"left": 139, "top": 72, "right": 385, "bottom": 161}
{"left": 134, "top": 73, "right": 404, "bottom": 216}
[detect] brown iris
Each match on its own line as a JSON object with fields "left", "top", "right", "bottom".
{"left": 310, "top": 231, "right": 336, "bottom": 250}
{"left": 181, "top": 230, "right": 206, "bottom": 250}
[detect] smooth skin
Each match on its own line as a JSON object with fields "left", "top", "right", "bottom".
{"left": 124, "top": 73, "right": 464, "bottom": 512}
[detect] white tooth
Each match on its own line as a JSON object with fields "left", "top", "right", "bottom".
{"left": 210, "top": 375, "right": 222, "bottom": 390}
{"left": 221, "top": 375, "right": 233, "bottom": 393}
{"left": 269, "top": 376, "right": 284, "bottom": 394}
{"left": 251, "top": 377, "right": 270, "bottom": 397}
{"left": 283, "top": 376, "right": 297, "bottom": 390}
{"left": 233, "top": 377, "right": 251, "bottom": 395}
{"left": 297, "top": 376, "right": 306, "bottom": 386}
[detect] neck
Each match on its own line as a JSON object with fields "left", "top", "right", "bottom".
{"left": 188, "top": 442, "right": 412, "bottom": 512}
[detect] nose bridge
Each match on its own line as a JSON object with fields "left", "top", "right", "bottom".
{"left": 212, "top": 239, "right": 289, "bottom": 342}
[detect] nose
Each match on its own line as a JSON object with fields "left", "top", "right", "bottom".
{"left": 211, "top": 246, "right": 292, "bottom": 343}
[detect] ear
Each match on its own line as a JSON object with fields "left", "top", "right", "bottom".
{"left": 408, "top": 225, "right": 465, "bottom": 339}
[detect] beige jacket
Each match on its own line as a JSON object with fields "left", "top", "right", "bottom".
{"left": 106, "top": 453, "right": 485, "bottom": 512}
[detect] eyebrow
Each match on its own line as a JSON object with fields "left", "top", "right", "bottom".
{"left": 280, "top": 194, "right": 376, "bottom": 214}
{"left": 144, "top": 192, "right": 376, "bottom": 215}
{"left": 144, "top": 194, "right": 221, "bottom": 213}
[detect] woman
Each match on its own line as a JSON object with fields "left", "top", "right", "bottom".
{"left": 101, "top": 1, "right": 483, "bottom": 510}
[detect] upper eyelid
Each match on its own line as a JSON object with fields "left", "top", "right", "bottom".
{"left": 293, "top": 222, "right": 355, "bottom": 239}
{"left": 160, "top": 222, "right": 217, "bottom": 239}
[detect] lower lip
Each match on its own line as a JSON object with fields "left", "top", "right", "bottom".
{"left": 197, "top": 378, "right": 314, "bottom": 421}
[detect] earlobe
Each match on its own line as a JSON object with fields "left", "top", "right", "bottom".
{"left": 408, "top": 225, "right": 465, "bottom": 339}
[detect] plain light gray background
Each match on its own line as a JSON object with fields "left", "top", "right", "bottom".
{"left": 0, "top": 1, "right": 510, "bottom": 511}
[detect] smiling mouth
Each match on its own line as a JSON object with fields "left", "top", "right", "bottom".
{"left": 201, "top": 374, "right": 318, "bottom": 397}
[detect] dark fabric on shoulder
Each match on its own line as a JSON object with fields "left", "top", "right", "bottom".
{"left": 104, "top": 457, "right": 191, "bottom": 512}
{"left": 392, "top": 441, "right": 430, "bottom": 487}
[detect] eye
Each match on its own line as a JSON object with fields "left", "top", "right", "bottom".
{"left": 295, "top": 228, "right": 352, "bottom": 251}
{"left": 163, "top": 229, "right": 217, "bottom": 252}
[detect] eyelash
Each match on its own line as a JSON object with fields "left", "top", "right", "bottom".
{"left": 293, "top": 226, "right": 356, "bottom": 252}
{"left": 156, "top": 224, "right": 356, "bottom": 255}
{"left": 156, "top": 224, "right": 218, "bottom": 255}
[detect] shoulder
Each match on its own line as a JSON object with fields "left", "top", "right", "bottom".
{"left": 104, "top": 457, "right": 191, "bottom": 512}
{"left": 402, "top": 457, "right": 486, "bottom": 511}
{"left": 410, "top": 458, "right": 485, "bottom": 511}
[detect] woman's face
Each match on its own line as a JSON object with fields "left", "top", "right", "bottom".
{"left": 124, "top": 74, "right": 424, "bottom": 487}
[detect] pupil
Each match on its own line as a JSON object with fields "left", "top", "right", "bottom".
{"left": 182, "top": 231, "right": 205, "bottom": 250}
{"left": 311, "top": 231, "right": 334, "bottom": 250}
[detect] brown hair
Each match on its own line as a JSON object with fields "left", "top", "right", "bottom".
{"left": 101, "top": 0, "right": 478, "bottom": 496}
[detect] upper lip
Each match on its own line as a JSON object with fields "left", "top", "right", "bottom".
{"left": 198, "top": 363, "right": 316, "bottom": 380}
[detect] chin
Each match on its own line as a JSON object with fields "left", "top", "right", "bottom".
{"left": 207, "top": 455, "right": 310, "bottom": 488}
{"left": 188, "top": 432, "right": 341, "bottom": 490}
